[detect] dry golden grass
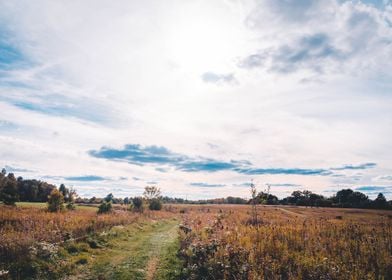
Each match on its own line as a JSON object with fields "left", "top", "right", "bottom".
{"left": 2, "top": 203, "right": 392, "bottom": 279}
{"left": 178, "top": 205, "right": 392, "bottom": 279}
{"left": 0, "top": 205, "right": 173, "bottom": 268}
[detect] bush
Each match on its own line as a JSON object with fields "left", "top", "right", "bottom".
{"left": 97, "top": 201, "right": 112, "bottom": 214}
{"left": 66, "top": 202, "right": 76, "bottom": 210}
{"left": 149, "top": 198, "right": 162, "bottom": 211}
{"left": 65, "top": 242, "right": 89, "bottom": 254}
{"left": 75, "top": 257, "right": 88, "bottom": 265}
{"left": 47, "top": 189, "right": 65, "bottom": 212}
{"left": 86, "top": 237, "right": 103, "bottom": 249}
{"left": 132, "top": 197, "right": 144, "bottom": 212}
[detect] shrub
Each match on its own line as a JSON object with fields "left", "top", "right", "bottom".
{"left": 66, "top": 202, "right": 76, "bottom": 210}
{"left": 47, "top": 189, "right": 65, "bottom": 212}
{"left": 132, "top": 197, "right": 144, "bottom": 212}
{"left": 75, "top": 257, "right": 88, "bottom": 265}
{"left": 149, "top": 198, "right": 162, "bottom": 211}
{"left": 143, "top": 185, "right": 163, "bottom": 211}
{"left": 65, "top": 242, "right": 89, "bottom": 254}
{"left": 97, "top": 201, "right": 112, "bottom": 214}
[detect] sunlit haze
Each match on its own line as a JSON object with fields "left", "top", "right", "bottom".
{"left": 1, "top": 0, "right": 392, "bottom": 199}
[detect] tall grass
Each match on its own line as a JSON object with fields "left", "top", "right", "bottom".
{"left": 0, "top": 205, "right": 172, "bottom": 278}
{"left": 178, "top": 205, "right": 392, "bottom": 279}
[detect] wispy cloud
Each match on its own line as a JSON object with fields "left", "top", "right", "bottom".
{"left": 355, "top": 185, "right": 392, "bottom": 193}
{"left": 64, "top": 175, "right": 107, "bottom": 182}
{"left": 0, "top": 28, "right": 28, "bottom": 70}
{"left": 240, "top": 33, "right": 344, "bottom": 74}
{"left": 330, "top": 163, "right": 376, "bottom": 170}
{"left": 190, "top": 182, "right": 226, "bottom": 188}
{"left": 146, "top": 181, "right": 158, "bottom": 185}
{"left": 89, "top": 144, "right": 245, "bottom": 172}
{"left": 3, "top": 165, "right": 33, "bottom": 173}
{"left": 201, "top": 72, "right": 236, "bottom": 84}
{"left": 89, "top": 143, "right": 377, "bottom": 176}
{"left": 375, "top": 175, "right": 392, "bottom": 181}
{"left": 236, "top": 167, "right": 331, "bottom": 176}
{"left": 267, "top": 183, "right": 302, "bottom": 187}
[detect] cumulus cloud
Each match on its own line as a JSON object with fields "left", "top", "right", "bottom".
{"left": 240, "top": 0, "right": 392, "bottom": 77}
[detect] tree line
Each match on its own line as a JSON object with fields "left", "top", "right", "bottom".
{"left": 0, "top": 168, "right": 163, "bottom": 214}
{"left": 0, "top": 168, "right": 58, "bottom": 205}
{"left": 1, "top": 168, "right": 391, "bottom": 210}
{"left": 97, "top": 186, "right": 163, "bottom": 214}
{"left": 252, "top": 189, "right": 391, "bottom": 210}
{"left": 0, "top": 168, "right": 75, "bottom": 210}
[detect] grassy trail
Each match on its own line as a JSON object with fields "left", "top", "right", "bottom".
{"left": 68, "top": 218, "right": 182, "bottom": 280}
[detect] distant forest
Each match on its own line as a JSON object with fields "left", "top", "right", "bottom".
{"left": 0, "top": 168, "right": 391, "bottom": 210}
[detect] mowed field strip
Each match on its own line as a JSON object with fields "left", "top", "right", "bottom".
{"left": 66, "top": 218, "right": 181, "bottom": 280}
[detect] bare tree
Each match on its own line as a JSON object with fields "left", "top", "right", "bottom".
{"left": 143, "top": 185, "right": 161, "bottom": 200}
{"left": 250, "top": 179, "right": 258, "bottom": 225}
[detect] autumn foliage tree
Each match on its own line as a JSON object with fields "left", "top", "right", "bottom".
{"left": 47, "top": 188, "right": 65, "bottom": 212}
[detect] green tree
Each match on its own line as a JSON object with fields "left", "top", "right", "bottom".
{"left": 59, "top": 184, "right": 70, "bottom": 202}
{"left": 66, "top": 187, "right": 76, "bottom": 210}
{"left": 97, "top": 201, "right": 112, "bottom": 214}
{"left": 47, "top": 188, "right": 65, "bottom": 212}
{"left": 334, "top": 189, "right": 354, "bottom": 207}
{"left": 373, "top": 193, "right": 388, "bottom": 209}
{"left": 104, "top": 193, "right": 114, "bottom": 202}
{"left": 1, "top": 173, "right": 19, "bottom": 206}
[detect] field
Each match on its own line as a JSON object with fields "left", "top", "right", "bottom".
{"left": 178, "top": 205, "right": 392, "bottom": 279}
{"left": 1, "top": 203, "right": 392, "bottom": 279}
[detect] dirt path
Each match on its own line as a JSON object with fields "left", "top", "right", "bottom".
{"left": 67, "top": 218, "right": 180, "bottom": 280}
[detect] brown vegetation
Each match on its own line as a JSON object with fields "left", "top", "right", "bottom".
{"left": 0, "top": 204, "right": 172, "bottom": 278}
{"left": 178, "top": 205, "right": 392, "bottom": 279}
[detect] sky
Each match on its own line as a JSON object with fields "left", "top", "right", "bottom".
{"left": 0, "top": 0, "right": 392, "bottom": 199}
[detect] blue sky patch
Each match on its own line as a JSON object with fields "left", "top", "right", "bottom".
{"left": 0, "top": 40, "right": 23, "bottom": 68}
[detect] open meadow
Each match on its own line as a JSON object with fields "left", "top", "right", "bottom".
{"left": 178, "top": 205, "right": 392, "bottom": 279}
{"left": 1, "top": 203, "right": 392, "bottom": 279}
